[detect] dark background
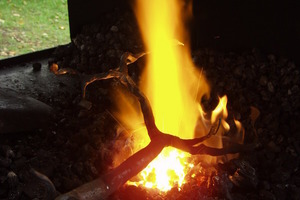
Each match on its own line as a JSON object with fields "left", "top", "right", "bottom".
{"left": 68, "top": 0, "right": 299, "bottom": 63}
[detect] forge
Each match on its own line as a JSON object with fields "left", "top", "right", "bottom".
{"left": 0, "top": 0, "right": 300, "bottom": 200}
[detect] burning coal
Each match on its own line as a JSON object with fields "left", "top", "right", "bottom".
{"left": 53, "top": 50, "right": 257, "bottom": 200}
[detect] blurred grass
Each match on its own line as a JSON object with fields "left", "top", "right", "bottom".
{"left": 0, "top": 0, "right": 70, "bottom": 59}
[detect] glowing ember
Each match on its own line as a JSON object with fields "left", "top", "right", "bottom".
{"left": 112, "top": 0, "right": 244, "bottom": 192}
{"left": 129, "top": 147, "right": 191, "bottom": 191}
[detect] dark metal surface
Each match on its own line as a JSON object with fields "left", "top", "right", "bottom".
{"left": 0, "top": 48, "right": 56, "bottom": 68}
{"left": 0, "top": 59, "right": 79, "bottom": 133}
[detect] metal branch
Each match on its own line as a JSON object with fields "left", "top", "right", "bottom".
{"left": 55, "top": 127, "right": 258, "bottom": 200}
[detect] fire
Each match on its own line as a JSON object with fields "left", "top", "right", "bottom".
{"left": 111, "top": 0, "right": 244, "bottom": 192}
{"left": 129, "top": 0, "right": 205, "bottom": 191}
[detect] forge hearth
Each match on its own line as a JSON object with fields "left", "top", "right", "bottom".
{"left": 0, "top": 1, "right": 300, "bottom": 200}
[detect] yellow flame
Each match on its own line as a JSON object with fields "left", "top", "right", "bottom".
{"left": 131, "top": 0, "right": 210, "bottom": 191}
{"left": 211, "top": 96, "right": 228, "bottom": 124}
{"left": 112, "top": 0, "right": 242, "bottom": 192}
{"left": 135, "top": 0, "right": 203, "bottom": 139}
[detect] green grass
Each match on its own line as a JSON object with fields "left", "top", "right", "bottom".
{"left": 0, "top": 0, "right": 70, "bottom": 59}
